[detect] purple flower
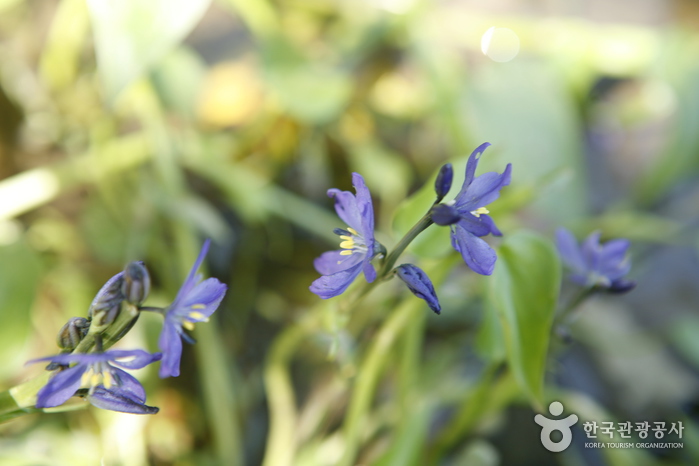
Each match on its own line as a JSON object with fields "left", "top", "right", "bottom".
{"left": 431, "top": 143, "right": 512, "bottom": 275}
{"left": 158, "top": 239, "right": 227, "bottom": 378}
{"left": 395, "top": 264, "right": 441, "bottom": 314}
{"left": 29, "top": 349, "right": 161, "bottom": 413}
{"left": 310, "top": 173, "right": 382, "bottom": 299}
{"left": 555, "top": 228, "right": 635, "bottom": 293}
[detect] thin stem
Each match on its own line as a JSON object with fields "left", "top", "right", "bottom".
{"left": 378, "top": 213, "right": 434, "bottom": 279}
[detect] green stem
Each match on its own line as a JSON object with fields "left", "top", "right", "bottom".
{"left": 554, "top": 287, "right": 596, "bottom": 327}
{"left": 378, "top": 214, "right": 434, "bottom": 280}
{"left": 339, "top": 300, "right": 422, "bottom": 466}
{"left": 262, "top": 322, "right": 313, "bottom": 466}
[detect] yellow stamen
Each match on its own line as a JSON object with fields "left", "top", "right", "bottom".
{"left": 471, "top": 207, "right": 490, "bottom": 218}
{"left": 347, "top": 227, "right": 359, "bottom": 236}
{"left": 339, "top": 250, "right": 353, "bottom": 256}
{"left": 183, "top": 321, "right": 195, "bottom": 331}
{"left": 191, "top": 304, "right": 206, "bottom": 310}
{"left": 91, "top": 372, "right": 102, "bottom": 387}
{"left": 81, "top": 369, "right": 93, "bottom": 387}
{"left": 189, "top": 311, "right": 208, "bottom": 321}
{"left": 103, "top": 373, "right": 113, "bottom": 389}
{"left": 339, "top": 240, "right": 355, "bottom": 249}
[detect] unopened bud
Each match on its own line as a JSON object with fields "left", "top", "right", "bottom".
{"left": 89, "top": 272, "right": 125, "bottom": 329}
{"left": 56, "top": 317, "right": 90, "bottom": 350}
{"left": 434, "top": 163, "right": 453, "bottom": 202}
{"left": 122, "top": 261, "right": 151, "bottom": 305}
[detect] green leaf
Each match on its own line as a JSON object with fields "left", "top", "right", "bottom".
{"left": 489, "top": 230, "right": 560, "bottom": 407}
{"left": 0, "top": 239, "right": 42, "bottom": 377}
{"left": 86, "top": 0, "right": 211, "bottom": 101}
{"left": 261, "top": 38, "right": 352, "bottom": 124}
{"left": 373, "top": 402, "right": 432, "bottom": 466}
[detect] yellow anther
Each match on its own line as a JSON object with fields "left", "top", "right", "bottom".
{"left": 183, "top": 321, "right": 195, "bottom": 331}
{"left": 103, "top": 373, "right": 113, "bottom": 389}
{"left": 471, "top": 207, "right": 490, "bottom": 218}
{"left": 339, "top": 240, "right": 355, "bottom": 249}
{"left": 347, "top": 227, "right": 360, "bottom": 236}
{"left": 91, "top": 373, "right": 102, "bottom": 387}
{"left": 339, "top": 250, "right": 353, "bottom": 256}
{"left": 81, "top": 369, "right": 94, "bottom": 387}
{"left": 189, "top": 311, "right": 208, "bottom": 321}
{"left": 191, "top": 304, "right": 206, "bottom": 310}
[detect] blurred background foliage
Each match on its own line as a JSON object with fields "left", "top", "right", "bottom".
{"left": 0, "top": 0, "right": 699, "bottom": 465}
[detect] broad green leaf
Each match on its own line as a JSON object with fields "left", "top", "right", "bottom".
{"left": 489, "top": 230, "right": 560, "bottom": 407}
{"left": 86, "top": 0, "right": 211, "bottom": 101}
{"left": 475, "top": 299, "right": 505, "bottom": 363}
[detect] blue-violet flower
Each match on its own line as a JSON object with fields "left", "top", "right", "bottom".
{"left": 158, "top": 239, "right": 227, "bottom": 378}
{"left": 310, "top": 173, "right": 382, "bottom": 299}
{"left": 395, "top": 264, "right": 441, "bottom": 314}
{"left": 431, "top": 142, "right": 512, "bottom": 275}
{"left": 555, "top": 228, "right": 635, "bottom": 293}
{"left": 29, "top": 349, "right": 161, "bottom": 414}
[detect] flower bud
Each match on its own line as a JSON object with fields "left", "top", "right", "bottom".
{"left": 56, "top": 317, "right": 90, "bottom": 350}
{"left": 89, "top": 273, "right": 125, "bottom": 329}
{"left": 395, "top": 264, "right": 441, "bottom": 314}
{"left": 430, "top": 203, "right": 461, "bottom": 226}
{"left": 434, "top": 163, "right": 453, "bottom": 202}
{"left": 122, "top": 261, "right": 151, "bottom": 305}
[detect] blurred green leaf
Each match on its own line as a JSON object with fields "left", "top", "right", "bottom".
{"left": 637, "top": 34, "right": 699, "bottom": 203}
{"left": 489, "top": 230, "right": 560, "bottom": 407}
{"left": 261, "top": 38, "right": 352, "bottom": 124}
{"left": 475, "top": 300, "right": 506, "bottom": 363}
{"left": 373, "top": 402, "right": 431, "bottom": 466}
{"left": 0, "top": 239, "right": 42, "bottom": 377}
{"left": 669, "top": 315, "right": 699, "bottom": 370}
{"left": 465, "top": 61, "right": 586, "bottom": 222}
{"left": 151, "top": 47, "right": 207, "bottom": 119}
{"left": 349, "top": 142, "right": 412, "bottom": 208}
{"left": 86, "top": 0, "right": 210, "bottom": 101}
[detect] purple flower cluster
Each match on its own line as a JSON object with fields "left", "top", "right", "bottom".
{"left": 310, "top": 143, "right": 512, "bottom": 314}
{"left": 30, "top": 240, "right": 227, "bottom": 414}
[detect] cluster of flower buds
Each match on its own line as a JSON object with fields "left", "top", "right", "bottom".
{"left": 28, "top": 240, "right": 227, "bottom": 415}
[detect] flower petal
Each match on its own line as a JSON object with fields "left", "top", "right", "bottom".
{"left": 159, "top": 321, "right": 183, "bottom": 378}
{"left": 328, "top": 189, "right": 362, "bottom": 231}
{"left": 180, "top": 278, "right": 227, "bottom": 319}
{"left": 451, "top": 222, "right": 497, "bottom": 275}
{"left": 455, "top": 164, "right": 512, "bottom": 212}
{"left": 461, "top": 142, "right": 491, "bottom": 193}
{"left": 395, "top": 264, "right": 441, "bottom": 314}
{"left": 88, "top": 386, "right": 159, "bottom": 414}
{"left": 36, "top": 364, "right": 86, "bottom": 408}
{"left": 111, "top": 350, "right": 162, "bottom": 370}
{"left": 111, "top": 369, "right": 147, "bottom": 403}
{"left": 581, "top": 231, "right": 602, "bottom": 271}
{"left": 453, "top": 213, "right": 494, "bottom": 237}
{"left": 352, "top": 173, "right": 375, "bottom": 243}
{"left": 362, "top": 258, "right": 376, "bottom": 283}
{"left": 313, "top": 250, "right": 363, "bottom": 275}
{"left": 555, "top": 228, "right": 586, "bottom": 273}
{"left": 309, "top": 262, "right": 363, "bottom": 299}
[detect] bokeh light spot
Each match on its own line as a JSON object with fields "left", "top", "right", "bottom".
{"left": 481, "top": 27, "right": 520, "bottom": 63}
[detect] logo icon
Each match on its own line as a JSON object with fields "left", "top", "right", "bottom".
{"left": 535, "top": 401, "right": 579, "bottom": 452}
